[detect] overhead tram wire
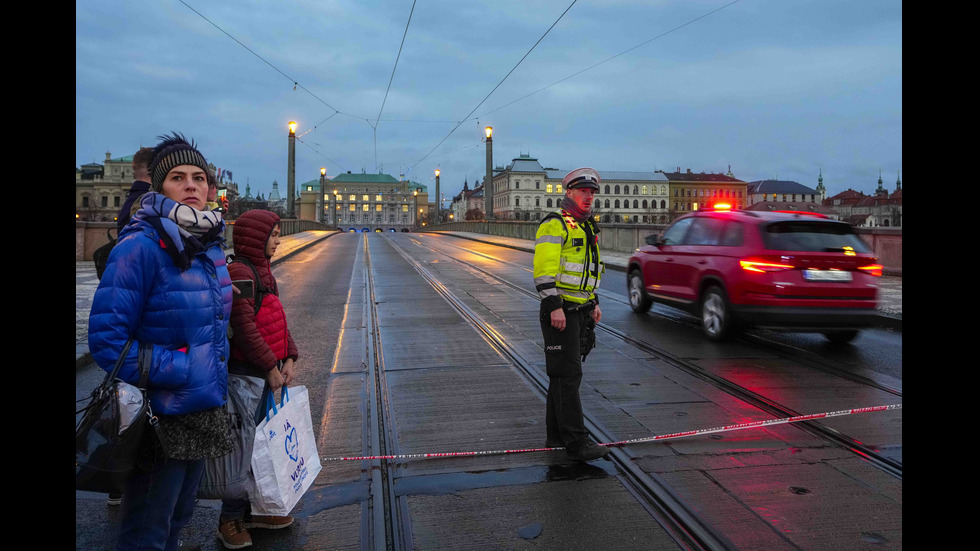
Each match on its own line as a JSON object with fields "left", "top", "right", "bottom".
{"left": 374, "top": 0, "right": 418, "bottom": 172}
{"left": 178, "top": 0, "right": 365, "bottom": 132}
{"left": 477, "top": 0, "right": 743, "bottom": 119}
{"left": 409, "top": 0, "right": 580, "bottom": 170}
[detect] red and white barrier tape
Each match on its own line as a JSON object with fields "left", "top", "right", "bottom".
{"left": 322, "top": 404, "right": 901, "bottom": 462}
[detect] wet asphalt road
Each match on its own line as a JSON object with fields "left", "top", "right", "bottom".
{"left": 76, "top": 232, "right": 901, "bottom": 550}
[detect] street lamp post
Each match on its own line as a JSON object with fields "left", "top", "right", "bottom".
{"left": 332, "top": 189, "right": 338, "bottom": 227}
{"left": 287, "top": 121, "right": 297, "bottom": 219}
{"left": 434, "top": 168, "right": 441, "bottom": 223}
{"left": 485, "top": 126, "right": 494, "bottom": 220}
{"left": 318, "top": 167, "right": 325, "bottom": 223}
{"left": 413, "top": 190, "right": 418, "bottom": 229}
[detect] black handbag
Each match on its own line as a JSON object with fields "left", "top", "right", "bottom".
{"left": 76, "top": 337, "right": 158, "bottom": 493}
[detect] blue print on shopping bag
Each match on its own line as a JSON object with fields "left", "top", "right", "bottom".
{"left": 284, "top": 420, "right": 300, "bottom": 462}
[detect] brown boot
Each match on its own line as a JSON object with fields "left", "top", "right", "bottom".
{"left": 244, "top": 514, "right": 294, "bottom": 530}
{"left": 217, "top": 518, "right": 252, "bottom": 549}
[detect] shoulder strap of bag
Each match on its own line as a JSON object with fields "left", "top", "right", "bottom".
{"left": 103, "top": 337, "right": 135, "bottom": 385}
{"left": 228, "top": 255, "right": 269, "bottom": 314}
{"left": 135, "top": 341, "right": 170, "bottom": 458}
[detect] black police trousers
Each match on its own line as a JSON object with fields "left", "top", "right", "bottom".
{"left": 540, "top": 305, "right": 590, "bottom": 448}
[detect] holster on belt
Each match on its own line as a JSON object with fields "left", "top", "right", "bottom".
{"left": 565, "top": 300, "right": 597, "bottom": 362}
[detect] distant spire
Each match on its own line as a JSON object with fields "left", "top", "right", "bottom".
{"left": 896, "top": 170, "right": 901, "bottom": 191}
{"left": 816, "top": 168, "right": 826, "bottom": 202}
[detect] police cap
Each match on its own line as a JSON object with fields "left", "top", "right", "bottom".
{"left": 562, "top": 167, "right": 600, "bottom": 190}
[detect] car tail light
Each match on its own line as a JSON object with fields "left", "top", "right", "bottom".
{"left": 740, "top": 259, "right": 794, "bottom": 273}
{"left": 858, "top": 264, "right": 884, "bottom": 277}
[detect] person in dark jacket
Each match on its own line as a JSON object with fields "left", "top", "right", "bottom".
{"left": 89, "top": 132, "right": 234, "bottom": 551}
{"left": 217, "top": 209, "right": 299, "bottom": 549}
{"left": 115, "top": 147, "right": 154, "bottom": 230}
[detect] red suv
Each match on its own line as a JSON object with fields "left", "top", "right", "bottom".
{"left": 627, "top": 207, "right": 883, "bottom": 342}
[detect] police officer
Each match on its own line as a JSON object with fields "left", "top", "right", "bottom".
{"left": 533, "top": 167, "right": 609, "bottom": 462}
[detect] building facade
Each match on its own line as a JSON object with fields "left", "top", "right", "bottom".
{"left": 743, "top": 178, "right": 835, "bottom": 217}
{"left": 449, "top": 178, "right": 485, "bottom": 222}
{"left": 663, "top": 167, "right": 748, "bottom": 215}
{"left": 76, "top": 150, "right": 239, "bottom": 222}
{"left": 823, "top": 172, "right": 902, "bottom": 227}
{"left": 487, "top": 154, "right": 688, "bottom": 224}
{"left": 320, "top": 172, "right": 430, "bottom": 231}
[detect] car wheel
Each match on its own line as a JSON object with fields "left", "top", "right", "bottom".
{"left": 700, "top": 286, "right": 733, "bottom": 341}
{"left": 628, "top": 269, "right": 653, "bottom": 313}
{"left": 823, "top": 330, "right": 858, "bottom": 344}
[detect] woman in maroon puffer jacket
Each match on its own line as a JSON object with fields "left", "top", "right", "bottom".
{"left": 220, "top": 208, "right": 299, "bottom": 548}
{"left": 227, "top": 209, "right": 298, "bottom": 384}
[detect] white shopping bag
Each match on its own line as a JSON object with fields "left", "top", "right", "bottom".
{"left": 249, "top": 385, "right": 322, "bottom": 516}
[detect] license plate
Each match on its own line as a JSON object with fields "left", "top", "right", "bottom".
{"left": 803, "top": 269, "right": 852, "bottom": 282}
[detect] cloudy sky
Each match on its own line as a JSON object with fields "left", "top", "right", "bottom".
{"left": 76, "top": 0, "right": 902, "bottom": 207}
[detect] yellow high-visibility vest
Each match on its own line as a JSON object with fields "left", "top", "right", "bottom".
{"left": 533, "top": 209, "right": 603, "bottom": 305}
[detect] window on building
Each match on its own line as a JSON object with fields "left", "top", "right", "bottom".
{"left": 546, "top": 184, "right": 553, "bottom": 193}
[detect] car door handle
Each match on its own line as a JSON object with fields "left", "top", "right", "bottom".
{"left": 697, "top": 260, "right": 707, "bottom": 265}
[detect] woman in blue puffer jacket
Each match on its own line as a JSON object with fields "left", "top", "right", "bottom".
{"left": 88, "top": 132, "right": 234, "bottom": 551}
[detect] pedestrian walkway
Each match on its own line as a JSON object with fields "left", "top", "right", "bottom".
{"left": 76, "top": 229, "right": 900, "bottom": 368}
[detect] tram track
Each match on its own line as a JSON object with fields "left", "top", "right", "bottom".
{"left": 397, "top": 234, "right": 902, "bottom": 480}
{"left": 361, "top": 235, "right": 413, "bottom": 550}
{"left": 382, "top": 234, "right": 734, "bottom": 551}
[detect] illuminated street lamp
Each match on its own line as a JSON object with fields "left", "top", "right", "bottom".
{"left": 287, "top": 121, "right": 297, "bottom": 219}
{"left": 434, "top": 168, "right": 441, "bottom": 223}
{"left": 332, "top": 189, "right": 338, "bottom": 227}
{"left": 485, "top": 126, "right": 493, "bottom": 220}
{"left": 317, "top": 167, "right": 326, "bottom": 223}
{"left": 413, "top": 189, "right": 418, "bottom": 229}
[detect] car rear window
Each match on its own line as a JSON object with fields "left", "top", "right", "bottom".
{"left": 761, "top": 221, "right": 871, "bottom": 253}
{"left": 684, "top": 217, "right": 743, "bottom": 246}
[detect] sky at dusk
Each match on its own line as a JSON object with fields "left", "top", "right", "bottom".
{"left": 76, "top": 0, "right": 902, "bottom": 207}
